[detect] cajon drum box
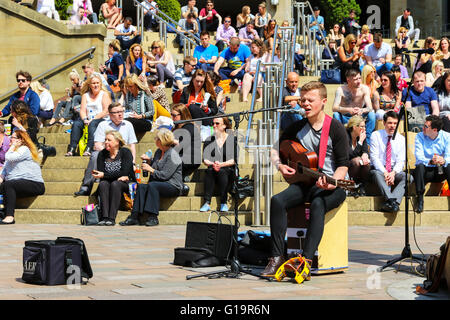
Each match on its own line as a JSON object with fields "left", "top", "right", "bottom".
{"left": 287, "top": 202, "right": 348, "bottom": 274}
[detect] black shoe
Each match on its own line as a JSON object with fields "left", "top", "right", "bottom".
{"left": 390, "top": 199, "right": 400, "bottom": 212}
{"left": 413, "top": 42, "right": 420, "bottom": 48}
{"left": 105, "top": 220, "right": 115, "bottom": 226}
{"left": 119, "top": 216, "right": 140, "bottom": 226}
{"left": 358, "top": 185, "right": 367, "bottom": 196}
{"left": 97, "top": 220, "right": 107, "bottom": 226}
{"left": 380, "top": 200, "right": 394, "bottom": 213}
{"left": 145, "top": 214, "right": 159, "bottom": 227}
{"left": 181, "top": 184, "right": 190, "bottom": 196}
{"left": 417, "top": 195, "right": 424, "bottom": 213}
{"left": 74, "top": 187, "right": 90, "bottom": 197}
{"left": 261, "top": 256, "right": 286, "bottom": 277}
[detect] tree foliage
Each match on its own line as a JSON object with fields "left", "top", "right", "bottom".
{"left": 55, "top": 0, "right": 73, "bottom": 21}
{"left": 156, "top": 0, "right": 181, "bottom": 23}
{"left": 319, "top": 0, "right": 361, "bottom": 29}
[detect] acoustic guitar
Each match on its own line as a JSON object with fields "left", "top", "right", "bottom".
{"left": 279, "top": 140, "right": 357, "bottom": 191}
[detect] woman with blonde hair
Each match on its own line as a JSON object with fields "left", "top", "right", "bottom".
{"left": 30, "top": 80, "right": 54, "bottom": 122}
{"left": 147, "top": 40, "right": 175, "bottom": 86}
{"left": 0, "top": 130, "right": 45, "bottom": 224}
{"left": 335, "top": 34, "right": 362, "bottom": 83}
{"left": 236, "top": 5, "right": 253, "bottom": 29}
{"left": 126, "top": 43, "right": 147, "bottom": 79}
{"left": 361, "top": 64, "right": 379, "bottom": 102}
{"left": 66, "top": 74, "right": 111, "bottom": 156}
{"left": 120, "top": 128, "right": 183, "bottom": 227}
{"left": 100, "top": 0, "right": 122, "bottom": 29}
{"left": 426, "top": 60, "right": 444, "bottom": 87}
{"left": 358, "top": 25, "right": 373, "bottom": 51}
{"left": 123, "top": 74, "right": 154, "bottom": 133}
{"left": 242, "top": 39, "right": 269, "bottom": 102}
{"left": 394, "top": 26, "right": 411, "bottom": 67}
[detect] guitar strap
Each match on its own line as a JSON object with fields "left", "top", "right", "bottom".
{"left": 318, "top": 115, "right": 332, "bottom": 171}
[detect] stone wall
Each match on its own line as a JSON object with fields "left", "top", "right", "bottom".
{"left": 0, "top": 0, "right": 106, "bottom": 102}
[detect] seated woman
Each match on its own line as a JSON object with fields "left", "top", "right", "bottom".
{"left": 263, "top": 19, "right": 277, "bottom": 52}
{"left": 199, "top": 0, "right": 222, "bottom": 32}
{"left": 0, "top": 130, "right": 45, "bottom": 224}
{"left": 357, "top": 25, "right": 373, "bottom": 52}
{"left": 373, "top": 71, "right": 402, "bottom": 121}
{"left": 146, "top": 40, "right": 175, "bottom": 87}
{"left": 120, "top": 129, "right": 183, "bottom": 227}
{"left": 327, "top": 23, "right": 345, "bottom": 48}
{"left": 10, "top": 100, "right": 39, "bottom": 146}
{"left": 66, "top": 74, "right": 111, "bottom": 157}
{"left": 394, "top": 27, "right": 411, "bottom": 68}
{"left": 30, "top": 80, "right": 54, "bottom": 123}
{"left": 48, "top": 69, "right": 83, "bottom": 126}
{"left": 125, "top": 43, "right": 147, "bottom": 79}
{"left": 180, "top": 69, "right": 218, "bottom": 126}
{"left": 100, "top": 39, "right": 125, "bottom": 87}
{"left": 415, "top": 37, "right": 436, "bottom": 74}
{"left": 426, "top": 60, "right": 444, "bottom": 87}
{"left": 207, "top": 71, "right": 226, "bottom": 114}
{"left": 123, "top": 74, "right": 154, "bottom": 133}
{"left": 171, "top": 103, "right": 201, "bottom": 181}
{"left": 346, "top": 115, "right": 371, "bottom": 196}
{"left": 241, "top": 39, "right": 269, "bottom": 102}
{"left": 100, "top": 0, "right": 122, "bottom": 29}
{"left": 0, "top": 123, "right": 10, "bottom": 169}
{"left": 236, "top": 5, "right": 253, "bottom": 29}
{"left": 361, "top": 64, "right": 379, "bottom": 106}
{"left": 335, "top": 34, "right": 362, "bottom": 83}
{"left": 147, "top": 76, "right": 171, "bottom": 111}
{"left": 92, "top": 130, "right": 135, "bottom": 226}
{"left": 200, "top": 117, "right": 236, "bottom": 213}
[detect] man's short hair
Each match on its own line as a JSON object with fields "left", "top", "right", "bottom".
{"left": 108, "top": 102, "right": 123, "bottom": 112}
{"left": 413, "top": 71, "right": 426, "bottom": 80}
{"left": 200, "top": 31, "right": 210, "bottom": 38}
{"left": 373, "top": 33, "right": 383, "bottom": 42}
{"left": 383, "top": 110, "right": 399, "bottom": 122}
{"left": 183, "top": 56, "right": 196, "bottom": 65}
{"left": 125, "top": 17, "right": 133, "bottom": 23}
{"left": 301, "top": 81, "right": 327, "bottom": 99}
{"left": 229, "top": 37, "right": 240, "bottom": 47}
{"left": 345, "top": 68, "right": 360, "bottom": 80}
{"left": 187, "top": 13, "right": 194, "bottom": 19}
{"left": 391, "top": 65, "right": 401, "bottom": 73}
{"left": 425, "top": 115, "right": 443, "bottom": 131}
{"left": 16, "top": 71, "right": 32, "bottom": 82}
{"left": 405, "top": 8, "right": 411, "bottom": 13}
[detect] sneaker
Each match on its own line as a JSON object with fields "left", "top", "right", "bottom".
{"left": 219, "top": 203, "right": 229, "bottom": 212}
{"left": 200, "top": 202, "right": 211, "bottom": 212}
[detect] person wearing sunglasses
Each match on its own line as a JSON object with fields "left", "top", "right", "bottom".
{"left": 216, "top": 16, "right": 237, "bottom": 52}
{"left": 394, "top": 8, "right": 421, "bottom": 49}
{"left": 0, "top": 71, "right": 40, "bottom": 118}
{"left": 172, "top": 56, "right": 197, "bottom": 103}
{"left": 335, "top": 34, "right": 362, "bottom": 83}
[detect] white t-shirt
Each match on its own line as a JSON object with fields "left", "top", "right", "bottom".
{"left": 39, "top": 90, "right": 54, "bottom": 111}
{"left": 115, "top": 23, "right": 137, "bottom": 41}
{"left": 364, "top": 42, "right": 392, "bottom": 68}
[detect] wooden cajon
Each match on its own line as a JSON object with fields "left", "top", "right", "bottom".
{"left": 286, "top": 202, "right": 348, "bottom": 274}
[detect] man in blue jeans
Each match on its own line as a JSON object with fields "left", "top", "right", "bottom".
{"left": 213, "top": 37, "right": 251, "bottom": 84}
{"left": 332, "top": 68, "right": 376, "bottom": 143}
{"left": 363, "top": 33, "right": 393, "bottom": 76}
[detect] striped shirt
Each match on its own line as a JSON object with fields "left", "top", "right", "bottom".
{"left": 172, "top": 67, "right": 192, "bottom": 94}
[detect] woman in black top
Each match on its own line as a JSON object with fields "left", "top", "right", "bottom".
{"left": 92, "top": 130, "right": 135, "bottom": 226}
{"left": 100, "top": 39, "right": 125, "bottom": 87}
{"left": 200, "top": 117, "right": 236, "bottom": 212}
{"left": 171, "top": 103, "right": 201, "bottom": 181}
{"left": 346, "top": 115, "right": 370, "bottom": 196}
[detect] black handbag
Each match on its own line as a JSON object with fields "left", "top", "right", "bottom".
{"left": 230, "top": 175, "right": 254, "bottom": 199}
{"left": 80, "top": 204, "right": 100, "bottom": 226}
{"left": 22, "top": 237, "right": 93, "bottom": 286}
{"left": 37, "top": 136, "right": 56, "bottom": 158}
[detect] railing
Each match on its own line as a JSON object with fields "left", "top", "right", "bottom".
{"left": 134, "top": 0, "right": 200, "bottom": 57}
{"left": 0, "top": 46, "right": 96, "bottom": 105}
{"left": 271, "top": 26, "right": 298, "bottom": 77}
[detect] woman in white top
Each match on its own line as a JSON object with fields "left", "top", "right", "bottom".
{"left": 146, "top": 40, "right": 175, "bottom": 86}
{"left": 37, "top": 0, "right": 60, "bottom": 21}
{"left": 241, "top": 39, "right": 269, "bottom": 102}
{"left": 254, "top": 2, "right": 271, "bottom": 38}
{"left": 30, "top": 81, "right": 54, "bottom": 122}
{"left": 66, "top": 75, "right": 111, "bottom": 157}
{"left": 426, "top": 60, "right": 444, "bottom": 87}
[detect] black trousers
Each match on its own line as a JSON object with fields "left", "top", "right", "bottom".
{"left": 70, "top": 118, "right": 104, "bottom": 150}
{"left": 413, "top": 164, "right": 450, "bottom": 195}
{"left": 0, "top": 179, "right": 45, "bottom": 217}
{"left": 125, "top": 118, "right": 152, "bottom": 134}
{"left": 98, "top": 180, "right": 129, "bottom": 221}
{"left": 188, "top": 104, "right": 214, "bottom": 126}
{"left": 182, "top": 163, "right": 200, "bottom": 180}
{"left": 200, "top": 18, "right": 219, "bottom": 32}
{"left": 203, "top": 166, "right": 233, "bottom": 204}
{"left": 269, "top": 183, "right": 346, "bottom": 260}
{"left": 130, "top": 181, "right": 180, "bottom": 218}
{"left": 442, "top": 117, "right": 450, "bottom": 133}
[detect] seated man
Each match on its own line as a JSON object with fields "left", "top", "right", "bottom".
{"left": 70, "top": 7, "right": 91, "bottom": 25}
{"left": 193, "top": 31, "right": 219, "bottom": 72}
{"left": 238, "top": 23, "right": 259, "bottom": 47}
{"left": 215, "top": 16, "right": 237, "bottom": 52}
{"left": 213, "top": 37, "right": 251, "bottom": 84}
{"left": 280, "top": 72, "right": 303, "bottom": 131}
{"left": 37, "top": 0, "right": 60, "bottom": 21}
{"left": 181, "top": 0, "right": 199, "bottom": 20}
{"left": 309, "top": 6, "right": 326, "bottom": 43}
{"left": 261, "top": 81, "right": 348, "bottom": 277}
{"left": 74, "top": 102, "right": 137, "bottom": 196}
{"left": 175, "top": 13, "right": 200, "bottom": 54}
{"left": 172, "top": 56, "right": 196, "bottom": 101}
{"left": 114, "top": 17, "right": 142, "bottom": 52}
{"left": 404, "top": 71, "right": 439, "bottom": 116}
{"left": 393, "top": 54, "right": 409, "bottom": 80}
{"left": 72, "top": 0, "right": 98, "bottom": 24}
{"left": 141, "top": 0, "right": 158, "bottom": 31}
{"left": 363, "top": 33, "right": 393, "bottom": 76}
{"left": 413, "top": 115, "right": 450, "bottom": 213}
{"left": 332, "top": 68, "right": 376, "bottom": 143}
{"left": 395, "top": 8, "right": 420, "bottom": 49}
{"left": 370, "top": 111, "right": 406, "bottom": 213}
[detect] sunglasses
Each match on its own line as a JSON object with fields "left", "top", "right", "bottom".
{"left": 151, "top": 46, "right": 160, "bottom": 49}
{"left": 350, "top": 41, "right": 357, "bottom": 44}
{"left": 212, "top": 122, "right": 222, "bottom": 126}
{"left": 171, "top": 113, "right": 180, "bottom": 117}
{"left": 16, "top": 78, "right": 27, "bottom": 83}
{"left": 224, "top": 20, "right": 231, "bottom": 23}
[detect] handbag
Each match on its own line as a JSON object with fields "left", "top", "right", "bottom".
{"left": 230, "top": 175, "right": 254, "bottom": 199}
{"left": 78, "top": 125, "right": 88, "bottom": 156}
{"left": 37, "top": 136, "right": 56, "bottom": 158}
{"left": 320, "top": 69, "right": 341, "bottom": 84}
{"left": 80, "top": 204, "right": 100, "bottom": 226}
{"left": 407, "top": 105, "right": 427, "bottom": 132}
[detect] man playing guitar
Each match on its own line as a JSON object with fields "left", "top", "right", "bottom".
{"left": 261, "top": 81, "right": 350, "bottom": 278}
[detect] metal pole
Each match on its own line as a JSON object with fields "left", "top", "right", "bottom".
{"left": 253, "top": 120, "right": 263, "bottom": 226}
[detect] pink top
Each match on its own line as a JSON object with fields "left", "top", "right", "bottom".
{"left": 199, "top": 8, "right": 218, "bottom": 22}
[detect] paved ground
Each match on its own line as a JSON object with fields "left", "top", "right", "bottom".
{"left": 0, "top": 224, "right": 448, "bottom": 305}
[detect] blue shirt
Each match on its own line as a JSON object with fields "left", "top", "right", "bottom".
{"left": 403, "top": 86, "right": 438, "bottom": 115}
{"left": 309, "top": 15, "right": 324, "bottom": 31}
{"left": 415, "top": 130, "right": 450, "bottom": 167}
{"left": 193, "top": 44, "right": 219, "bottom": 66}
{"left": 2, "top": 89, "right": 40, "bottom": 117}
{"left": 220, "top": 45, "right": 251, "bottom": 70}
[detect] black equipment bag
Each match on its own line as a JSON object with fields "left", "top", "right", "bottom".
{"left": 37, "top": 136, "right": 57, "bottom": 158}
{"left": 22, "top": 237, "right": 93, "bottom": 286}
{"left": 173, "top": 247, "right": 221, "bottom": 268}
{"left": 230, "top": 174, "right": 254, "bottom": 199}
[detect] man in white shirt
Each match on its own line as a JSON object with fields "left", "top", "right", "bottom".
{"left": 114, "top": 17, "right": 141, "bottom": 51}
{"left": 37, "top": 0, "right": 60, "bottom": 21}
{"left": 395, "top": 8, "right": 420, "bottom": 48}
{"left": 75, "top": 103, "right": 137, "bottom": 196}
{"left": 141, "top": 0, "right": 158, "bottom": 31}
{"left": 363, "top": 33, "right": 393, "bottom": 76}
{"left": 72, "top": 0, "right": 97, "bottom": 24}
{"left": 370, "top": 111, "right": 406, "bottom": 212}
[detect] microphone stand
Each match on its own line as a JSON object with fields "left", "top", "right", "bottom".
{"left": 184, "top": 106, "right": 293, "bottom": 280}
{"left": 379, "top": 54, "right": 425, "bottom": 271}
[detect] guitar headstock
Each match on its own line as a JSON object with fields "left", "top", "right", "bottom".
{"left": 337, "top": 179, "right": 358, "bottom": 191}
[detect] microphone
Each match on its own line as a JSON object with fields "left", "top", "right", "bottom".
{"left": 277, "top": 107, "right": 306, "bottom": 116}
{"left": 404, "top": 48, "right": 435, "bottom": 54}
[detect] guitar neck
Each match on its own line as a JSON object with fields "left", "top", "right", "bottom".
{"left": 301, "top": 166, "right": 338, "bottom": 186}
